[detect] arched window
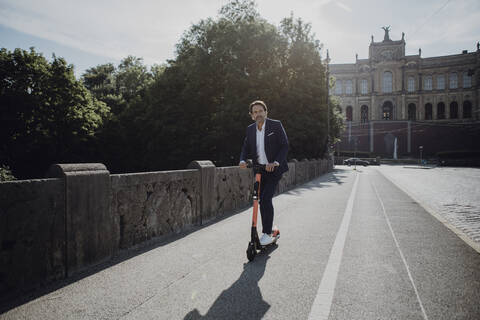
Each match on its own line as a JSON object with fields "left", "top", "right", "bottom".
{"left": 345, "top": 80, "right": 353, "bottom": 94}
{"left": 383, "top": 71, "right": 393, "bottom": 93}
{"left": 334, "top": 80, "right": 342, "bottom": 95}
{"left": 382, "top": 101, "right": 393, "bottom": 120}
{"left": 425, "top": 103, "right": 433, "bottom": 120}
{"left": 424, "top": 75, "right": 432, "bottom": 91}
{"left": 346, "top": 106, "right": 353, "bottom": 121}
{"left": 361, "top": 105, "right": 369, "bottom": 123}
{"left": 360, "top": 79, "right": 368, "bottom": 94}
{"left": 437, "top": 102, "right": 445, "bottom": 119}
{"left": 450, "top": 102, "right": 458, "bottom": 119}
{"left": 463, "top": 72, "right": 472, "bottom": 88}
{"left": 463, "top": 101, "right": 472, "bottom": 118}
{"left": 408, "top": 103, "right": 416, "bottom": 120}
{"left": 449, "top": 73, "right": 458, "bottom": 89}
{"left": 407, "top": 76, "right": 415, "bottom": 92}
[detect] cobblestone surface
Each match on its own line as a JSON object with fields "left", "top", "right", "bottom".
{"left": 376, "top": 165, "right": 480, "bottom": 247}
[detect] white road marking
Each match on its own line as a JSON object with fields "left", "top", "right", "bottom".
{"left": 372, "top": 181, "right": 429, "bottom": 320}
{"left": 308, "top": 173, "right": 359, "bottom": 320}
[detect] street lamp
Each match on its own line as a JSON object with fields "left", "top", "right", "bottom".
{"left": 326, "top": 49, "right": 330, "bottom": 159}
{"left": 419, "top": 146, "right": 423, "bottom": 165}
{"left": 354, "top": 137, "right": 358, "bottom": 170}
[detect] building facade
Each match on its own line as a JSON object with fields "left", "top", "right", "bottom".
{"left": 330, "top": 28, "right": 480, "bottom": 157}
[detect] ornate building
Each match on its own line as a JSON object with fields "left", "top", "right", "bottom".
{"left": 330, "top": 27, "right": 480, "bottom": 157}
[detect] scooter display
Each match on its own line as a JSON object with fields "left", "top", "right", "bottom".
{"left": 246, "top": 161, "right": 280, "bottom": 262}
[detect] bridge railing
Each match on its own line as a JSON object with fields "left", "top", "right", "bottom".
{"left": 0, "top": 159, "right": 333, "bottom": 301}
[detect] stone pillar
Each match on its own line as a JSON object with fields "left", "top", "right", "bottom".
{"left": 187, "top": 160, "right": 215, "bottom": 224}
{"left": 408, "top": 121, "right": 412, "bottom": 153}
{"left": 290, "top": 159, "right": 298, "bottom": 186}
{"left": 371, "top": 95, "right": 375, "bottom": 120}
{"left": 46, "top": 163, "right": 113, "bottom": 277}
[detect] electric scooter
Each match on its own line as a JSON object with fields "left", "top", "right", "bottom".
{"left": 246, "top": 160, "right": 280, "bottom": 262}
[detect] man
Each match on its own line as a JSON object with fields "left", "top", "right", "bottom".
{"left": 239, "top": 100, "right": 289, "bottom": 246}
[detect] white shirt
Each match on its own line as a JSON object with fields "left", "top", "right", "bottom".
{"left": 256, "top": 121, "right": 268, "bottom": 164}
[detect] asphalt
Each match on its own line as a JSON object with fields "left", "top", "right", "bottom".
{"left": 1, "top": 166, "right": 479, "bottom": 319}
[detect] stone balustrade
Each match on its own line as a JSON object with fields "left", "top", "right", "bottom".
{"left": 0, "top": 159, "right": 333, "bottom": 302}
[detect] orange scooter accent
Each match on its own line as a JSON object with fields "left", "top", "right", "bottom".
{"left": 246, "top": 161, "right": 280, "bottom": 262}
{"left": 251, "top": 171, "right": 261, "bottom": 228}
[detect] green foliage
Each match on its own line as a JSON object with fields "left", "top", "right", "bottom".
{"left": 2, "top": 0, "right": 343, "bottom": 177}
{"left": 0, "top": 165, "right": 16, "bottom": 181}
{"left": 139, "top": 0, "right": 343, "bottom": 169}
{"left": 0, "top": 48, "right": 110, "bottom": 178}
{"left": 81, "top": 56, "right": 156, "bottom": 173}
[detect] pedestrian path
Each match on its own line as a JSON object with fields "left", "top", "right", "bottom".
{"left": 2, "top": 167, "right": 479, "bottom": 320}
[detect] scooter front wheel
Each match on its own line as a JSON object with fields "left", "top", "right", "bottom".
{"left": 246, "top": 243, "right": 256, "bottom": 261}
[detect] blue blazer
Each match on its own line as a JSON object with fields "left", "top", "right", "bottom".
{"left": 240, "top": 118, "right": 289, "bottom": 176}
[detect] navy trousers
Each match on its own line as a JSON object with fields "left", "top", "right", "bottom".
{"left": 259, "top": 171, "right": 282, "bottom": 234}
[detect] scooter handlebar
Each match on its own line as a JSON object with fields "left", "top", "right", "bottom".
{"left": 245, "top": 159, "right": 266, "bottom": 172}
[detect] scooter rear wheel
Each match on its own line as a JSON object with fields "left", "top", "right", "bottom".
{"left": 246, "top": 243, "right": 256, "bottom": 261}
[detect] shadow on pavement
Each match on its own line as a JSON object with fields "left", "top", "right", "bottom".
{"left": 283, "top": 168, "right": 350, "bottom": 196}
{"left": 183, "top": 245, "right": 277, "bottom": 320}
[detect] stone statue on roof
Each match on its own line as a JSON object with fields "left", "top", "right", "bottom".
{"left": 382, "top": 26, "right": 391, "bottom": 41}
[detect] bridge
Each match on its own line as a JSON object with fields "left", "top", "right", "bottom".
{"left": 1, "top": 163, "right": 480, "bottom": 319}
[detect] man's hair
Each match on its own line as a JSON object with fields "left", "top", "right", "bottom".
{"left": 249, "top": 100, "right": 268, "bottom": 113}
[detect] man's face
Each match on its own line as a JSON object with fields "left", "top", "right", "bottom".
{"left": 250, "top": 105, "right": 267, "bottom": 124}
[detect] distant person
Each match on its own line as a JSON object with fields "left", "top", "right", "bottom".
{"left": 239, "top": 100, "right": 288, "bottom": 245}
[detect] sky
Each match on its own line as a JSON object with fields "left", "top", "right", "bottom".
{"left": 1, "top": 0, "right": 479, "bottom": 78}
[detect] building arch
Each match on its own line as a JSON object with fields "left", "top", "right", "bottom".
{"left": 424, "top": 103, "right": 433, "bottom": 120}
{"left": 383, "top": 71, "right": 393, "bottom": 93}
{"left": 463, "top": 100, "right": 472, "bottom": 118}
{"left": 408, "top": 103, "right": 416, "bottom": 121}
{"left": 437, "top": 102, "right": 446, "bottom": 119}
{"left": 346, "top": 106, "right": 353, "bottom": 121}
{"left": 361, "top": 105, "right": 369, "bottom": 123}
{"left": 450, "top": 101, "right": 458, "bottom": 119}
{"left": 382, "top": 101, "right": 394, "bottom": 120}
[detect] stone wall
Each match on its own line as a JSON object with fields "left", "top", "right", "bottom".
{"left": 0, "top": 178, "right": 65, "bottom": 300}
{"left": 0, "top": 159, "right": 333, "bottom": 302}
{"left": 110, "top": 169, "right": 200, "bottom": 249}
{"left": 213, "top": 166, "right": 252, "bottom": 218}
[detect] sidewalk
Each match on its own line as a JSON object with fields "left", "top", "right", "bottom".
{"left": 375, "top": 165, "right": 480, "bottom": 252}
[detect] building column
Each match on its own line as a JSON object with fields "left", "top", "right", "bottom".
{"left": 459, "top": 98, "right": 464, "bottom": 119}
{"left": 371, "top": 95, "right": 375, "bottom": 120}
{"left": 355, "top": 96, "right": 359, "bottom": 121}
{"left": 407, "top": 121, "right": 411, "bottom": 153}
{"left": 419, "top": 95, "right": 423, "bottom": 120}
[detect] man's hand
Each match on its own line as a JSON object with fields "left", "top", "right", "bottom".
{"left": 239, "top": 161, "right": 247, "bottom": 169}
{"left": 266, "top": 162, "right": 278, "bottom": 172}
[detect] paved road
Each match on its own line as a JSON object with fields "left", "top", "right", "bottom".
{"left": 376, "top": 165, "right": 480, "bottom": 250}
{"left": 2, "top": 166, "right": 480, "bottom": 319}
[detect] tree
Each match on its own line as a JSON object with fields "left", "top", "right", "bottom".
{"left": 81, "top": 56, "right": 156, "bottom": 173}
{"left": 0, "top": 48, "right": 110, "bottom": 178}
{"left": 141, "top": 0, "right": 342, "bottom": 170}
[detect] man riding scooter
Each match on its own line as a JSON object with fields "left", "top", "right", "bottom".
{"left": 239, "top": 100, "right": 289, "bottom": 246}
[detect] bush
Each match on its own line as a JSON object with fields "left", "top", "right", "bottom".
{"left": 0, "top": 165, "right": 16, "bottom": 181}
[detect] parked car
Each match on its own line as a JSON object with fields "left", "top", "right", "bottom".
{"left": 343, "top": 158, "right": 369, "bottom": 166}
